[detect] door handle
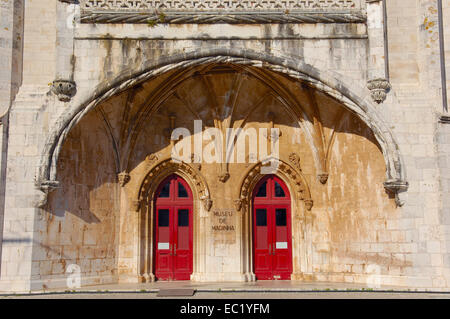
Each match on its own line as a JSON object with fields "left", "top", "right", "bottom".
{"left": 169, "top": 243, "right": 172, "bottom": 256}
{"left": 269, "top": 243, "right": 271, "bottom": 255}
{"left": 174, "top": 243, "right": 177, "bottom": 256}
{"left": 273, "top": 243, "right": 276, "bottom": 255}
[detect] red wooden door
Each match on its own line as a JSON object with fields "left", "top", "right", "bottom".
{"left": 253, "top": 175, "right": 292, "bottom": 280}
{"left": 154, "top": 175, "right": 193, "bottom": 281}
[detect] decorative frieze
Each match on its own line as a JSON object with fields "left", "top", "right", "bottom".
{"left": 79, "top": 0, "right": 366, "bottom": 24}
{"left": 82, "top": 0, "right": 362, "bottom": 11}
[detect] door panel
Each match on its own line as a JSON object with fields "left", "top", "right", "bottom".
{"left": 253, "top": 176, "right": 292, "bottom": 280}
{"left": 154, "top": 175, "right": 193, "bottom": 281}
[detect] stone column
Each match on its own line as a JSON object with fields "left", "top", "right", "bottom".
{"left": 366, "top": 0, "right": 391, "bottom": 104}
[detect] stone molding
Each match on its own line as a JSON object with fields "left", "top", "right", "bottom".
{"left": 367, "top": 78, "right": 391, "bottom": 104}
{"left": 79, "top": 0, "right": 366, "bottom": 24}
{"left": 136, "top": 157, "right": 212, "bottom": 212}
{"left": 35, "top": 180, "right": 60, "bottom": 208}
{"left": 236, "top": 158, "right": 313, "bottom": 213}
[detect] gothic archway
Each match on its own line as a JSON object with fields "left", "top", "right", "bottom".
{"left": 132, "top": 157, "right": 211, "bottom": 282}
{"left": 236, "top": 157, "right": 314, "bottom": 281}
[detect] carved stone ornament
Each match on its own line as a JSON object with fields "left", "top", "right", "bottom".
{"left": 35, "top": 180, "right": 60, "bottom": 208}
{"left": 289, "top": 153, "right": 302, "bottom": 172}
{"left": 318, "top": 173, "right": 329, "bottom": 184}
{"left": 234, "top": 198, "right": 246, "bottom": 212}
{"left": 304, "top": 199, "right": 314, "bottom": 211}
{"left": 383, "top": 179, "right": 409, "bottom": 207}
{"left": 51, "top": 80, "right": 77, "bottom": 102}
{"left": 202, "top": 198, "right": 213, "bottom": 212}
{"left": 219, "top": 172, "right": 230, "bottom": 183}
{"left": 367, "top": 78, "right": 391, "bottom": 104}
{"left": 118, "top": 172, "right": 131, "bottom": 187}
{"left": 80, "top": 0, "right": 366, "bottom": 24}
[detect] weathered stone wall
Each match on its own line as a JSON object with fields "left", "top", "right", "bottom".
{"left": 1, "top": 0, "right": 450, "bottom": 292}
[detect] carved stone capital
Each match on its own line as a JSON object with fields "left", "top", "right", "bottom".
{"left": 383, "top": 179, "right": 409, "bottom": 207}
{"left": 367, "top": 78, "right": 391, "bottom": 104}
{"left": 202, "top": 198, "right": 213, "bottom": 212}
{"left": 51, "top": 80, "right": 77, "bottom": 102}
{"left": 117, "top": 172, "right": 131, "bottom": 187}
{"left": 234, "top": 198, "right": 247, "bottom": 212}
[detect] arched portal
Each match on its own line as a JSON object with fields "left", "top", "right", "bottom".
{"left": 252, "top": 175, "right": 292, "bottom": 280}
{"left": 153, "top": 174, "right": 193, "bottom": 281}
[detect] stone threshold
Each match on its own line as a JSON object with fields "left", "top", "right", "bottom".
{"left": 2, "top": 281, "right": 450, "bottom": 295}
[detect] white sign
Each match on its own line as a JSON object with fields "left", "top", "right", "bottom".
{"left": 276, "top": 242, "right": 288, "bottom": 249}
{"left": 158, "top": 242, "right": 170, "bottom": 250}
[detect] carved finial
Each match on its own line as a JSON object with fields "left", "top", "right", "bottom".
{"left": 367, "top": 78, "right": 391, "bottom": 104}
{"left": 117, "top": 172, "right": 130, "bottom": 187}
{"left": 51, "top": 80, "right": 77, "bottom": 102}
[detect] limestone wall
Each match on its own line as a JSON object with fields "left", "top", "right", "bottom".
{"left": 1, "top": 0, "right": 450, "bottom": 292}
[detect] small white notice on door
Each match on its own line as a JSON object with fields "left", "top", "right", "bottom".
{"left": 158, "top": 242, "right": 170, "bottom": 250}
{"left": 276, "top": 242, "right": 288, "bottom": 249}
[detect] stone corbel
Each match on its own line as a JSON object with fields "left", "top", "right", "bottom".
{"left": 51, "top": 80, "right": 77, "bottom": 102}
{"left": 383, "top": 179, "right": 409, "bottom": 207}
{"left": 117, "top": 172, "right": 131, "bottom": 187}
{"left": 35, "top": 180, "right": 60, "bottom": 208}
{"left": 318, "top": 173, "right": 329, "bottom": 184}
{"left": 367, "top": 78, "right": 391, "bottom": 104}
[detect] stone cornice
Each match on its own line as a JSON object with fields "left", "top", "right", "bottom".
{"left": 79, "top": 0, "right": 366, "bottom": 24}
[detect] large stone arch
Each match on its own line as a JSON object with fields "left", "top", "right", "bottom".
{"left": 37, "top": 48, "right": 408, "bottom": 206}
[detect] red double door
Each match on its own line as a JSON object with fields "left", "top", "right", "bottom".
{"left": 253, "top": 175, "right": 292, "bottom": 280}
{"left": 154, "top": 175, "right": 193, "bottom": 281}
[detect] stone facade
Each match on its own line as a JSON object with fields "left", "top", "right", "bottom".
{"left": 0, "top": 0, "right": 449, "bottom": 292}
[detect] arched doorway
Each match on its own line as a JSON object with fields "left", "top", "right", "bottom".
{"left": 153, "top": 174, "right": 193, "bottom": 281}
{"left": 253, "top": 175, "right": 292, "bottom": 280}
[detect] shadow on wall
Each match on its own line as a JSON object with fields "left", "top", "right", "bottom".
{"left": 40, "top": 63, "right": 387, "bottom": 279}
